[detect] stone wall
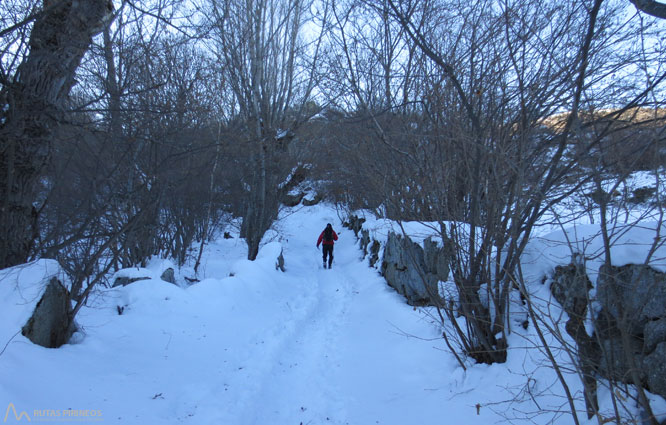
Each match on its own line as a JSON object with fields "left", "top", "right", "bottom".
{"left": 344, "top": 215, "right": 450, "bottom": 306}
{"left": 381, "top": 233, "right": 450, "bottom": 306}
{"left": 596, "top": 264, "right": 666, "bottom": 400}
{"left": 550, "top": 260, "right": 666, "bottom": 408}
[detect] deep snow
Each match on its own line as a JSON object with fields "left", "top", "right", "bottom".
{"left": 1, "top": 204, "right": 665, "bottom": 424}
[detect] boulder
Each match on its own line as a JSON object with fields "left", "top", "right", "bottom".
{"left": 160, "top": 268, "right": 176, "bottom": 284}
{"left": 21, "top": 277, "right": 75, "bottom": 348}
{"left": 549, "top": 262, "right": 666, "bottom": 402}
{"left": 595, "top": 264, "right": 666, "bottom": 399}
{"left": 629, "top": 186, "right": 656, "bottom": 204}
{"left": 283, "top": 192, "right": 305, "bottom": 207}
{"left": 113, "top": 276, "right": 150, "bottom": 287}
{"left": 112, "top": 267, "right": 158, "bottom": 287}
{"left": 379, "top": 232, "right": 453, "bottom": 306}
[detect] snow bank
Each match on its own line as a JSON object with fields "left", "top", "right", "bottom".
{"left": 0, "top": 259, "right": 67, "bottom": 347}
{"left": 1, "top": 203, "right": 664, "bottom": 424}
{"left": 352, "top": 211, "right": 439, "bottom": 245}
{"left": 523, "top": 220, "right": 666, "bottom": 285}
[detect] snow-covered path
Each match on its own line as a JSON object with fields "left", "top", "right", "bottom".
{"left": 0, "top": 205, "right": 459, "bottom": 425}
{"left": 199, "top": 206, "right": 452, "bottom": 424}
{"left": 5, "top": 205, "right": 666, "bottom": 424}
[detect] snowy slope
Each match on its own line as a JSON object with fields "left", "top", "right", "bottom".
{"left": 1, "top": 204, "right": 664, "bottom": 424}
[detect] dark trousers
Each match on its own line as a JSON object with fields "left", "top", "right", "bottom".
{"left": 322, "top": 244, "right": 334, "bottom": 266}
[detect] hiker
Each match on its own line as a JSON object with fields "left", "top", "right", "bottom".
{"left": 316, "top": 223, "right": 338, "bottom": 269}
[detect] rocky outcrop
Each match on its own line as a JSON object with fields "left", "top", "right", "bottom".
{"left": 381, "top": 233, "right": 431, "bottom": 305}
{"left": 278, "top": 164, "right": 308, "bottom": 207}
{"left": 380, "top": 233, "right": 450, "bottom": 306}
{"left": 368, "top": 240, "right": 381, "bottom": 267}
{"left": 549, "top": 261, "right": 666, "bottom": 410}
{"left": 644, "top": 318, "right": 666, "bottom": 353}
{"left": 344, "top": 214, "right": 451, "bottom": 306}
{"left": 360, "top": 229, "right": 371, "bottom": 253}
{"left": 21, "top": 277, "right": 76, "bottom": 348}
{"left": 550, "top": 256, "right": 592, "bottom": 316}
{"left": 597, "top": 264, "right": 666, "bottom": 331}
{"left": 302, "top": 193, "right": 323, "bottom": 206}
{"left": 283, "top": 192, "right": 305, "bottom": 207}
{"left": 423, "top": 237, "right": 451, "bottom": 283}
{"left": 595, "top": 264, "right": 666, "bottom": 399}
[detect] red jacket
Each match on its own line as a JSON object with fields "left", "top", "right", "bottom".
{"left": 317, "top": 229, "right": 338, "bottom": 247}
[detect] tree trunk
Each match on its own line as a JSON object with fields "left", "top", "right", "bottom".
{"left": 629, "top": 0, "right": 666, "bottom": 19}
{"left": 0, "top": 0, "right": 113, "bottom": 268}
{"left": 243, "top": 146, "right": 268, "bottom": 261}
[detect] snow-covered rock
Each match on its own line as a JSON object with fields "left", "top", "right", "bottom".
{"left": 550, "top": 261, "right": 666, "bottom": 401}
{"left": 302, "top": 192, "right": 323, "bottom": 206}
{"left": 0, "top": 260, "right": 75, "bottom": 348}
{"left": 111, "top": 268, "right": 152, "bottom": 287}
{"left": 21, "top": 277, "right": 75, "bottom": 348}
{"left": 112, "top": 259, "right": 179, "bottom": 287}
{"left": 380, "top": 232, "right": 448, "bottom": 306}
{"left": 160, "top": 268, "right": 176, "bottom": 284}
{"left": 597, "top": 263, "right": 666, "bottom": 327}
{"left": 2, "top": 204, "right": 665, "bottom": 424}
{"left": 550, "top": 258, "right": 592, "bottom": 317}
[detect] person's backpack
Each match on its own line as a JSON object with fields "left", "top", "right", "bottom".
{"left": 323, "top": 227, "right": 333, "bottom": 242}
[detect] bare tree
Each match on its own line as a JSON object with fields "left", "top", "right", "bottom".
{"left": 204, "top": 0, "right": 326, "bottom": 259}
{"left": 31, "top": 0, "right": 225, "bottom": 302}
{"left": 0, "top": 0, "right": 114, "bottom": 268}
{"left": 372, "top": 0, "right": 666, "bottom": 367}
